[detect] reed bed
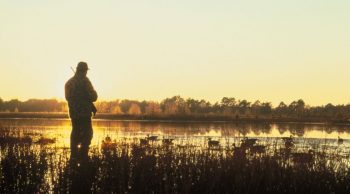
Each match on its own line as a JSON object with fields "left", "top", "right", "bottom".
{"left": 0, "top": 132, "right": 350, "bottom": 193}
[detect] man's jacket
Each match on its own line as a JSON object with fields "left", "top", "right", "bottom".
{"left": 65, "top": 74, "right": 98, "bottom": 119}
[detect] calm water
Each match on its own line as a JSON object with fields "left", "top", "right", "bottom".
{"left": 2, "top": 118, "right": 350, "bottom": 193}
{"left": 1, "top": 118, "right": 350, "bottom": 149}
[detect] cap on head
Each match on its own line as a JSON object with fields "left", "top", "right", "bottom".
{"left": 76, "top": 61, "right": 89, "bottom": 72}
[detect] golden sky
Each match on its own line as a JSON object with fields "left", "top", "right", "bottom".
{"left": 1, "top": 0, "right": 350, "bottom": 106}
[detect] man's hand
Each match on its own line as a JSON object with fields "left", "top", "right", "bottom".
{"left": 92, "top": 103, "right": 97, "bottom": 116}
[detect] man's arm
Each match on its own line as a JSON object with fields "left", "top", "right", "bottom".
{"left": 85, "top": 78, "right": 98, "bottom": 102}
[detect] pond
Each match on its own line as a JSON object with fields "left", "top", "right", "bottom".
{"left": 1, "top": 118, "right": 350, "bottom": 193}
{"left": 0, "top": 118, "right": 349, "bottom": 149}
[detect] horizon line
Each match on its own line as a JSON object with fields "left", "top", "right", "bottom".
{"left": 1, "top": 96, "right": 349, "bottom": 107}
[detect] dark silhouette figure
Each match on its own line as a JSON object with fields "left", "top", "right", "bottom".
{"left": 65, "top": 62, "right": 98, "bottom": 159}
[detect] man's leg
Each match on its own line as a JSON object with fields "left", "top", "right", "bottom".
{"left": 81, "top": 117, "right": 93, "bottom": 157}
{"left": 70, "top": 118, "right": 80, "bottom": 158}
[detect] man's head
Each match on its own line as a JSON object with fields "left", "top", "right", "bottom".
{"left": 76, "top": 61, "right": 89, "bottom": 75}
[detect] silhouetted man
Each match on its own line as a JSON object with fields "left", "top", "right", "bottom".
{"left": 65, "top": 62, "right": 98, "bottom": 158}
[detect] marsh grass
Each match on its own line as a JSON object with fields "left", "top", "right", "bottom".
{"left": 0, "top": 131, "right": 350, "bottom": 193}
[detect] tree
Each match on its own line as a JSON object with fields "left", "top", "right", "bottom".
{"left": 0, "top": 98, "right": 3, "bottom": 111}
{"left": 260, "top": 102, "right": 272, "bottom": 115}
{"left": 324, "top": 103, "right": 336, "bottom": 117}
{"left": 220, "top": 97, "right": 236, "bottom": 115}
{"left": 5, "top": 99, "right": 20, "bottom": 112}
{"left": 139, "top": 101, "right": 148, "bottom": 114}
{"left": 162, "top": 98, "right": 178, "bottom": 114}
{"left": 251, "top": 100, "right": 261, "bottom": 115}
{"left": 61, "top": 103, "right": 69, "bottom": 112}
{"left": 145, "top": 101, "right": 161, "bottom": 115}
{"left": 238, "top": 100, "right": 251, "bottom": 114}
{"left": 210, "top": 102, "right": 220, "bottom": 114}
{"left": 275, "top": 102, "right": 288, "bottom": 116}
{"left": 119, "top": 100, "right": 133, "bottom": 114}
{"left": 95, "top": 101, "right": 111, "bottom": 113}
{"left": 220, "top": 97, "right": 236, "bottom": 107}
{"left": 289, "top": 99, "right": 305, "bottom": 117}
{"left": 128, "top": 103, "right": 141, "bottom": 115}
{"left": 111, "top": 106, "right": 122, "bottom": 114}
{"left": 109, "top": 100, "right": 121, "bottom": 114}
{"left": 161, "top": 96, "right": 189, "bottom": 115}
{"left": 199, "top": 100, "right": 211, "bottom": 114}
{"left": 186, "top": 98, "right": 200, "bottom": 114}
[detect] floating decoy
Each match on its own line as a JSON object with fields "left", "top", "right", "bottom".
{"left": 162, "top": 137, "right": 174, "bottom": 145}
{"left": 338, "top": 136, "right": 343, "bottom": 145}
{"left": 146, "top": 134, "right": 158, "bottom": 142}
{"left": 241, "top": 137, "right": 258, "bottom": 148}
{"left": 208, "top": 137, "right": 220, "bottom": 147}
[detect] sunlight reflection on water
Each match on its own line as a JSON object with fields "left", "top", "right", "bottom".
{"left": 1, "top": 118, "right": 350, "bottom": 148}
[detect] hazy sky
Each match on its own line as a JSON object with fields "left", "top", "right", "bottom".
{"left": 1, "top": 0, "right": 350, "bottom": 106}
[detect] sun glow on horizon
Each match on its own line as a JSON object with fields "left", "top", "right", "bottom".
{"left": 1, "top": 1, "right": 350, "bottom": 106}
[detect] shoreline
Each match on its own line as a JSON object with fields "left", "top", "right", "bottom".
{"left": 0, "top": 112, "right": 349, "bottom": 125}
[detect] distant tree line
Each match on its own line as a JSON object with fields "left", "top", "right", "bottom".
{"left": 1, "top": 96, "right": 350, "bottom": 120}
{"left": 0, "top": 98, "right": 66, "bottom": 113}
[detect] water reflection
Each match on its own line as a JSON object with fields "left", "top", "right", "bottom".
{"left": 2, "top": 119, "right": 350, "bottom": 193}
{"left": 1, "top": 119, "right": 350, "bottom": 148}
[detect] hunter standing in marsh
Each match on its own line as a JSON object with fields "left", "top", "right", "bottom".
{"left": 65, "top": 61, "right": 98, "bottom": 158}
